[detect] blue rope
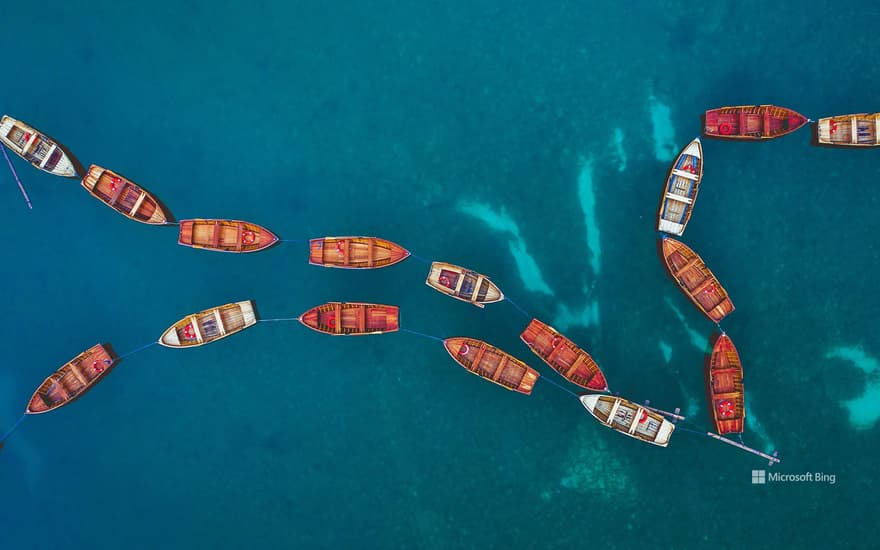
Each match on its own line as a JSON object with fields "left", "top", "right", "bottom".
{"left": 400, "top": 328, "right": 444, "bottom": 342}
{"left": 674, "top": 425, "right": 709, "bottom": 437}
{"left": 408, "top": 253, "right": 432, "bottom": 265}
{"left": 279, "top": 239, "right": 311, "bottom": 243}
{"left": 505, "top": 297, "right": 531, "bottom": 319}
{"left": 539, "top": 374, "right": 579, "bottom": 398}
{"left": 117, "top": 341, "right": 158, "bottom": 361}
{"left": 0, "top": 414, "right": 27, "bottom": 443}
{"left": 259, "top": 317, "right": 300, "bottom": 322}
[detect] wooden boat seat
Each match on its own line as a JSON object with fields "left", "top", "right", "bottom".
{"left": 671, "top": 169, "right": 698, "bottom": 181}
{"left": 107, "top": 181, "right": 126, "bottom": 206}
{"left": 212, "top": 221, "right": 221, "bottom": 247}
{"left": 666, "top": 192, "right": 693, "bottom": 204}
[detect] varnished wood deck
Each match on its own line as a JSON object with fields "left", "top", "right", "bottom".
{"left": 308, "top": 237, "right": 410, "bottom": 268}
{"left": 660, "top": 236, "right": 734, "bottom": 323}
{"left": 26, "top": 344, "right": 116, "bottom": 414}
{"left": 298, "top": 302, "right": 400, "bottom": 335}
{"left": 178, "top": 219, "right": 279, "bottom": 253}
{"left": 81, "top": 165, "right": 169, "bottom": 224}
{"left": 519, "top": 318, "right": 607, "bottom": 391}
{"left": 704, "top": 105, "right": 807, "bottom": 140}
{"left": 444, "top": 337, "right": 538, "bottom": 394}
{"left": 705, "top": 332, "right": 745, "bottom": 434}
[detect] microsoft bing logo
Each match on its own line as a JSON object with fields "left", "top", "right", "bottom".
{"left": 752, "top": 470, "right": 766, "bottom": 484}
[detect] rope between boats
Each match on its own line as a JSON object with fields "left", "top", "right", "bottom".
{"left": 117, "top": 341, "right": 158, "bottom": 361}
{"left": 400, "top": 328, "right": 444, "bottom": 342}
{"left": 539, "top": 374, "right": 579, "bottom": 398}
{"left": 407, "top": 253, "right": 432, "bottom": 265}
{"left": 259, "top": 317, "right": 300, "bottom": 322}
{"left": 505, "top": 297, "right": 531, "bottom": 319}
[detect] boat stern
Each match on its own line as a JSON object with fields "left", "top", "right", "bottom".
{"left": 654, "top": 421, "right": 675, "bottom": 447}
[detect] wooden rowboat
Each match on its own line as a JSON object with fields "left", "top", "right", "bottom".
{"left": 659, "top": 236, "right": 734, "bottom": 323}
{"left": 298, "top": 302, "right": 399, "bottom": 335}
{"left": 309, "top": 236, "right": 410, "bottom": 268}
{"left": 657, "top": 138, "right": 703, "bottom": 236}
{"left": 444, "top": 337, "right": 539, "bottom": 394}
{"left": 0, "top": 115, "right": 77, "bottom": 177}
{"left": 704, "top": 105, "right": 808, "bottom": 140}
{"left": 26, "top": 344, "right": 116, "bottom": 414}
{"left": 81, "top": 165, "right": 170, "bottom": 224}
{"left": 519, "top": 318, "right": 608, "bottom": 391}
{"left": 178, "top": 219, "right": 279, "bottom": 253}
{"left": 705, "top": 332, "right": 745, "bottom": 435}
{"left": 579, "top": 394, "right": 675, "bottom": 447}
{"left": 159, "top": 300, "right": 257, "bottom": 348}
{"left": 816, "top": 114, "right": 880, "bottom": 146}
{"left": 426, "top": 262, "right": 504, "bottom": 308}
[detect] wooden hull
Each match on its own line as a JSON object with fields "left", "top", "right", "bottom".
{"left": 519, "top": 318, "right": 608, "bottom": 391}
{"left": 817, "top": 114, "right": 880, "bottom": 146}
{"left": 659, "top": 236, "right": 734, "bottom": 323}
{"left": 579, "top": 394, "right": 675, "bottom": 447}
{"left": 159, "top": 301, "right": 257, "bottom": 348}
{"left": 81, "top": 165, "right": 170, "bottom": 224}
{"left": 0, "top": 115, "right": 77, "bottom": 177}
{"left": 309, "top": 236, "right": 410, "bottom": 268}
{"left": 26, "top": 344, "right": 116, "bottom": 414}
{"left": 426, "top": 262, "right": 504, "bottom": 308}
{"left": 298, "top": 302, "right": 400, "bottom": 335}
{"left": 705, "top": 332, "right": 745, "bottom": 434}
{"left": 178, "top": 219, "right": 279, "bottom": 253}
{"left": 704, "top": 105, "right": 808, "bottom": 140}
{"left": 444, "top": 337, "right": 539, "bottom": 394}
{"left": 657, "top": 138, "right": 703, "bottom": 236}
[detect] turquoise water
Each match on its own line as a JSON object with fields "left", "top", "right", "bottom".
{"left": 2, "top": 2, "right": 878, "bottom": 548}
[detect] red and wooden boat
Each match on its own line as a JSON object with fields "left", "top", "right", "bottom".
{"left": 178, "top": 219, "right": 279, "bottom": 253}
{"left": 444, "top": 337, "right": 539, "bottom": 394}
{"left": 704, "top": 105, "right": 808, "bottom": 140}
{"left": 659, "top": 236, "right": 734, "bottom": 323}
{"left": 705, "top": 332, "right": 745, "bottom": 434}
{"left": 657, "top": 138, "right": 703, "bottom": 236}
{"left": 309, "top": 236, "right": 410, "bottom": 269}
{"left": 816, "top": 113, "right": 880, "bottom": 146}
{"left": 26, "top": 344, "right": 116, "bottom": 414}
{"left": 426, "top": 261, "right": 504, "bottom": 308}
{"left": 519, "top": 318, "right": 608, "bottom": 391}
{"left": 298, "top": 302, "right": 399, "bottom": 335}
{"left": 81, "top": 165, "right": 170, "bottom": 224}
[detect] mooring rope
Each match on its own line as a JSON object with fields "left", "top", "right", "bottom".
{"left": 400, "top": 327, "right": 444, "bottom": 342}
{"left": 539, "top": 374, "right": 580, "bottom": 398}
{"left": 505, "top": 297, "right": 531, "bottom": 319}
{"left": 408, "top": 253, "right": 432, "bottom": 265}
{"left": 117, "top": 341, "right": 158, "bottom": 361}
{"left": 0, "top": 414, "right": 27, "bottom": 445}
{"left": 259, "top": 317, "right": 300, "bottom": 323}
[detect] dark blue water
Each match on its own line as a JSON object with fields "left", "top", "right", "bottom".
{"left": 1, "top": 2, "right": 878, "bottom": 548}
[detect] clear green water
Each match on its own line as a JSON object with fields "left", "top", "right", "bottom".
{"left": 1, "top": 2, "right": 878, "bottom": 548}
